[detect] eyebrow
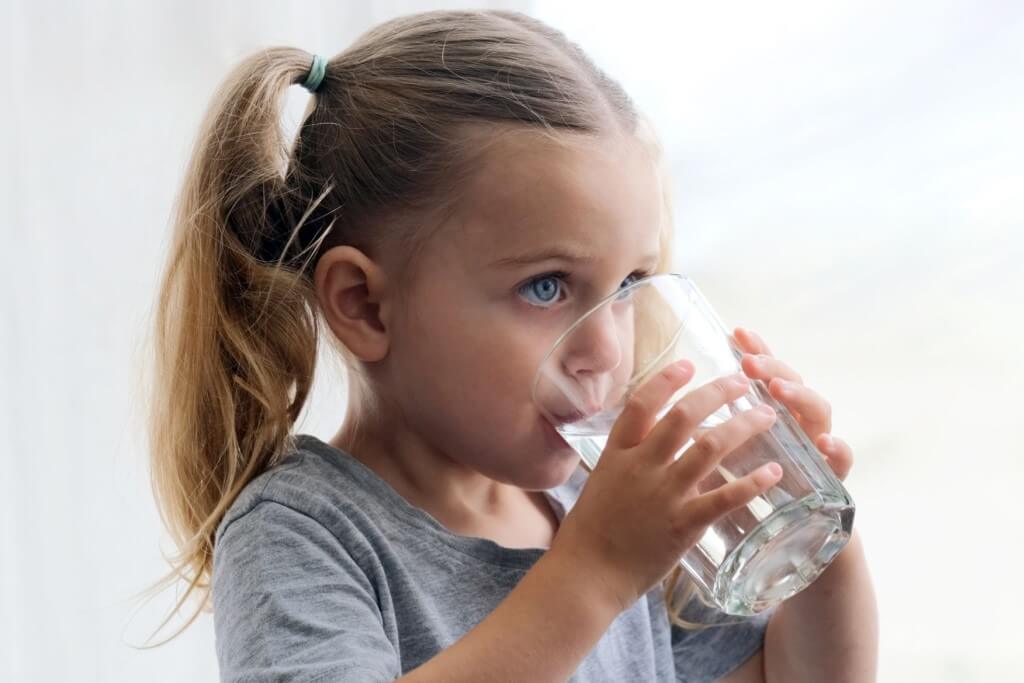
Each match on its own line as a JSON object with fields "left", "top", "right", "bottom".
{"left": 490, "top": 246, "right": 660, "bottom": 269}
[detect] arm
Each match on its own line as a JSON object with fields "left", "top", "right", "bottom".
{"left": 401, "top": 546, "right": 623, "bottom": 682}
{"left": 762, "top": 530, "right": 878, "bottom": 682}
{"left": 716, "top": 531, "right": 877, "bottom": 683}
{"left": 724, "top": 328, "right": 879, "bottom": 682}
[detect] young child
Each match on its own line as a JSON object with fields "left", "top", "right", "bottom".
{"left": 148, "top": 9, "right": 878, "bottom": 682}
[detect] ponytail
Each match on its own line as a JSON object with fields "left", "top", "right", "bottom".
{"left": 144, "top": 47, "right": 330, "bottom": 643}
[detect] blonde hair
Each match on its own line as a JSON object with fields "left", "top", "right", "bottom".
{"left": 144, "top": 8, "right": 709, "bottom": 644}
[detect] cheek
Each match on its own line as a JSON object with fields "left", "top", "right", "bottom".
{"left": 459, "top": 332, "right": 545, "bottom": 414}
{"left": 436, "top": 305, "right": 556, "bottom": 391}
{"left": 397, "top": 311, "right": 536, "bottom": 416}
{"left": 610, "top": 308, "right": 636, "bottom": 385}
{"left": 392, "top": 309, "right": 580, "bottom": 485}
{"left": 613, "top": 335, "right": 635, "bottom": 386}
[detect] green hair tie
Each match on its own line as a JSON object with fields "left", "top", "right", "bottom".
{"left": 302, "top": 54, "right": 327, "bottom": 93}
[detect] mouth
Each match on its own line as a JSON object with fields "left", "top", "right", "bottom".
{"left": 550, "top": 408, "right": 590, "bottom": 426}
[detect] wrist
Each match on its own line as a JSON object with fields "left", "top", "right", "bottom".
{"left": 543, "top": 539, "right": 636, "bottom": 619}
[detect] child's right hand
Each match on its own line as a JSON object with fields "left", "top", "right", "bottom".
{"left": 548, "top": 360, "right": 783, "bottom": 614}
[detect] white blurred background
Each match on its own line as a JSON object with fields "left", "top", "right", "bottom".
{"left": 2, "top": 0, "right": 1021, "bottom": 680}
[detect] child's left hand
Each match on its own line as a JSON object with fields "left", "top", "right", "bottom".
{"left": 732, "top": 327, "right": 853, "bottom": 481}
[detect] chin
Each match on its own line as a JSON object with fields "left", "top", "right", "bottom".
{"left": 512, "top": 419, "right": 581, "bottom": 489}
{"left": 473, "top": 415, "right": 581, "bottom": 490}
{"left": 514, "top": 462, "right": 578, "bottom": 491}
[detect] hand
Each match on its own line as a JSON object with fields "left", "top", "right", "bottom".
{"left": 732, "top": 327, "right": 854, "bottom": 481}
{"left": 551, "top": 361, "right": 784, "bottom": 615}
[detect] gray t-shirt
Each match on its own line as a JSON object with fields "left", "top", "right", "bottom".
{"left": 212, "top": 433, "right": 773, "bottom": 682}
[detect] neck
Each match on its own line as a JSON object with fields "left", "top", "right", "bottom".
{"left": 330, "top": 406, "right": 525, "bottom": 526}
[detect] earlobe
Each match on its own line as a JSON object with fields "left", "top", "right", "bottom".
{"left": 314, "top": 245, "right": 391, "bottom": 362}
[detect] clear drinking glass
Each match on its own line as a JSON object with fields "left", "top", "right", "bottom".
{"left": 532, "top": 272, "right": 855, "bottom": 616}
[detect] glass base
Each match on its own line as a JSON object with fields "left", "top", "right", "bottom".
{"left": 711, "top": 494, "right": 854, "bottom": 616}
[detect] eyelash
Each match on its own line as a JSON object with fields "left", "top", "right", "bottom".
{"left": 517, "top": 269, "right": 652, "bottom": 308}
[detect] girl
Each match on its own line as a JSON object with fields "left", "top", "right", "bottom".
{"left": 148, "top": 9, "right": 878, "bottom": 682}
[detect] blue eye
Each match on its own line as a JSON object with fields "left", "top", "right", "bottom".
{"left": 518, "top": 270, "right": 650, "bottom": 309}
{"left": 615, "top": 271, "right": 647, "bottom": 300}
{"left": 519, "top": 272, "right": 567, "bottom": 307}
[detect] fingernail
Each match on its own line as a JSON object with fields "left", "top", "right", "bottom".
{"left": 820, "top": 435, "right": 833, "bottom": 450}
{"left": 777, "top": 380, "right": 793, "bottom": 394}
{"left": 756, "top": 462, "right": 783, "bottom": 484}
{"left": 668, "top": 361, "right": 692, "bottom": 381}
{"left": 755, "top": 404, "right": 775, "bottom": 417}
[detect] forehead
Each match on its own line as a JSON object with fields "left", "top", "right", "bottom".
{"left": 450, "top": 129, "right": 665, "bottom": 267}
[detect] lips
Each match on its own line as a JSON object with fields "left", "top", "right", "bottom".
{"left": 550, "top": 408, "right": 589, "bottom": 426}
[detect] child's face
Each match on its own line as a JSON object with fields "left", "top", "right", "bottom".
{"left": 385, "top": 129, "right": 665, "bottom": 490}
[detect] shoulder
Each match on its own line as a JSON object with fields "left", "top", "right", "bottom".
{"left": 214, "top": 433, "right": 381, "bottom": 547}
{"left": 210, "top": 435, "right": 403, "bottom": 679}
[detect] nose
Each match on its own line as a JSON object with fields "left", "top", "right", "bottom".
{"left": 562, "top": 302, "right": 624, "bottom": 381}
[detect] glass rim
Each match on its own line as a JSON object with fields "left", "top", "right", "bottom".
{"left": 530, "top": 271, "right": 691, "bottom": 405}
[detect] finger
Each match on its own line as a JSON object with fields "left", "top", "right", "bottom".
{"left": 607, "top": 359, "right": 696, "bottom": 450}
{"left": 816, "top": 433, "right": 853, "bottom": 481}
{"left": 734, "top": 327, "right": 773, "bottom": 356}
{"left": 770, "top": 380, "right": 832, "bottom": 435}
{"left": 642, "top": 372, "right": 752, "bottom": 465}
{"left": 668, "top": 403, "right": 777, "bottom": 486}
{"left": 740, "top": 353, "right": 803, "bottom": 385}
{"left": 679, "top": 462, "right": 784, "bottom": 535}
{"left": 732, "top": 328, "right": 761, "bottom": 355}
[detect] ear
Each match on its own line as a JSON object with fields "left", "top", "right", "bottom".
{"left": 314, "top": 245, "right": 393, "bottom": 362}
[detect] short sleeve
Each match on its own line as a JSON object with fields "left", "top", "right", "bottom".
{"left": 213, "top": 500, "right": 400, "bottom": 682}
{"left": 669, "top": 591, "right": 776, "bottom": 683}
